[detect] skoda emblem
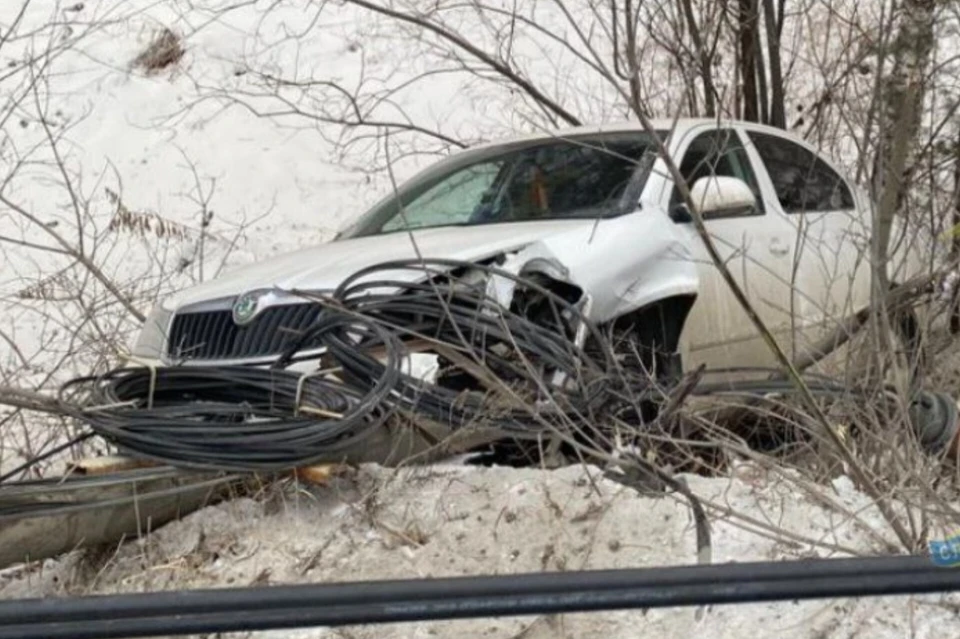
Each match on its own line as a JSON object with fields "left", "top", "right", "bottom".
{"left": 232, "top": 291, "right": 262, "bottom": 326}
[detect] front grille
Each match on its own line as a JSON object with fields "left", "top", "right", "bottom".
{"left": 166, "top": 303, "right": 323, "bottom": 361}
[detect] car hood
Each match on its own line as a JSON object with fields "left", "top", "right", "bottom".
{"left": 165, "top": 219, "right": 601, "bottom": 310}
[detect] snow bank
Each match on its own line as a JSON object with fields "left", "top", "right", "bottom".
{"left": 2, "top": 463, "right": 958, "bottom": 638}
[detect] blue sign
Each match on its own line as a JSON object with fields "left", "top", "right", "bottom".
{"left": 929, "top": 533, "right": 960, "bottom": 567}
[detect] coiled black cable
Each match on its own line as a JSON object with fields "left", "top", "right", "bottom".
{"left": 49, "top": 258, "right": 635, "bottom": 473}
{"left": 277, "top": 258, "right": 623, "bottom": 434}
{"left": 59, "top": 312, "right": 404, "bottom": 471}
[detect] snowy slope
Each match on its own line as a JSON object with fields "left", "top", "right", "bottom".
{"left": 3, "top": 1, "right": 389, "bottom": 270}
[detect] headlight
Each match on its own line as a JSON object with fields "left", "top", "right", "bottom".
{"left": 131, "top": 305, "right": 173, "bottom": 359}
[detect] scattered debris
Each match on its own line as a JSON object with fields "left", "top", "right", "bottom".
{"left": 293, "top": 464, "right": 349, "bottom": 486}
{"left": 131, "top": 28, "right": 184, "bottom": 74}
{"left": 66, "top": 454, "right": 159, "bottom": 476}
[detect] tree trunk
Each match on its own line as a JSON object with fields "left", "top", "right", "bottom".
{"left": 872, "top": 0, "right": 936, "bottom": 296}
{"left": 952, "top": 129, "right": 960, "bottom": 334}
{"left": 738, "top": 0, "right": 760, "bottom": 121}
{"left": 869, "top": 0, "right": 936, "bottom": 385}
{"left": 679, "top": 0, "right": 717, "bottom": 117}
{"left": 762, "top": 0, "right": 786, "bottom": 128}
{"left": 754, "top": 19, "right": 769, "bottom": 124}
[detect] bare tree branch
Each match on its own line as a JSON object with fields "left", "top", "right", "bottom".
{"left": 339, "top": 0, "right": 582, "bottom": 126}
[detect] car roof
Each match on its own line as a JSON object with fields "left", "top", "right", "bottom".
{"left": 465, "top": 118, "right": 796, "bottom": 152}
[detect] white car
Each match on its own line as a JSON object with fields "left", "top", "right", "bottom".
{"left": 131, "top": 119, "right": 927, "bottom": 383}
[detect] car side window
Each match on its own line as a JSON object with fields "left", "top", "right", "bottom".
{"left": 746, "top": 131, "right": 855, "bottom": 213}
{"left": 670, "top": 129, "right": 764, "bottom": 218}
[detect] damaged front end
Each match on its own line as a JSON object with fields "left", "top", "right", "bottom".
{"left": 479, "top": 211, "right": 700, "bottom": 388}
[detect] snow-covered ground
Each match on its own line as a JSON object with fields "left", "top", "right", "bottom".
{"left": 2, "top": 1, "right": 400, "bottom": 280}
{"left": 2, "top": 463, "right": 959, "bottom": 639}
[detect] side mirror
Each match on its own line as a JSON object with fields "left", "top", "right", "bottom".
{"left": 688, "top": 176, "right": 758, "bottom": 218}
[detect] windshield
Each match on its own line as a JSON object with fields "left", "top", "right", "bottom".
{"left": 341, "top": 131, "right": 664, "bottom": 238}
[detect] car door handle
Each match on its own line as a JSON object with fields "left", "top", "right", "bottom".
{"left": 769, "top": 238, "right": 789, "bottom": 256}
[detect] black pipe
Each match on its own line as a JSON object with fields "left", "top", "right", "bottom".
{"left": 1, "top": 564, "right": 958, "bottom": 639}
{"left": 0, "top": 554, "right": 928, "bottom": 623}
{"left": 0, "top": 555, "right": 956, "bottom": 639}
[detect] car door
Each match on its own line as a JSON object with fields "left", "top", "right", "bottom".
{"left": 668, "top": 126, "right": 800, "bottom": 371}
{"left": 740, "top": 128, "right": 870, "bottom": 363}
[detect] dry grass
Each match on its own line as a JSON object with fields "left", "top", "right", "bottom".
{"left": 16, "top": 267, "right": 75, "bottom": 301}
{"left": 105, "top": 187, "right": 190, "bottom": 240}
{"left": 131, "top": 28, "right": 184, "bottom": 74}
